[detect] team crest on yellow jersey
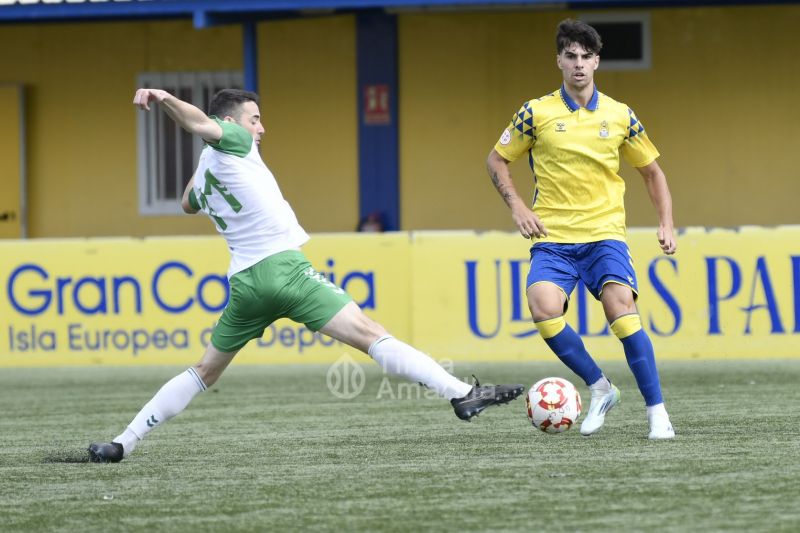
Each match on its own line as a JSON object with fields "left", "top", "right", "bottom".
{"left": 599, "top": 120, "right": 609, "bottom": 138}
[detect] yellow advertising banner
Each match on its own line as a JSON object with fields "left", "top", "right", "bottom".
{"left": 1, "top": 227, "right": 798, "bottom": 367}
{"left": 411, "top": 226, "right": 800, "bottom": 361}
{"left": 0, "top": 234, "right": 409, "bottom": 367}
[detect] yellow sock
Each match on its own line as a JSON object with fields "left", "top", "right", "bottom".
{"left": 610, "top": 314, "right": 642, "bottom": 340}
{"left": 535, "top": 316, "right": 566, "bottom": 339}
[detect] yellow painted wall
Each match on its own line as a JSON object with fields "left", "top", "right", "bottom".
{"left": 0, "top": 16, "right": 357, "bottom": 238}
{"left": 0, "top": 21, "right": 239, "bottom": 238}
{"left": 0, "top": 85, "right": 23, "bottom": 238}
{"left": 398, "top": 5, "right": 800, "bottom": 230}
{"left": 258, "top": 15, "right": 358, "bottom": 233}
{"left": 1, "top": 6, "right": 798, "bottom": 238}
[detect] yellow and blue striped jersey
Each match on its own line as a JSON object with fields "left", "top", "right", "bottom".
{"left": 494, "top": 85, "right": 659, "bottom": 243}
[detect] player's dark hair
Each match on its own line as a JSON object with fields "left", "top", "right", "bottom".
{"left": 208, "top": 89, "right": 260, "bottom": 119}
{"left": 556, "top": 19, "right": 603, "bottom": 55}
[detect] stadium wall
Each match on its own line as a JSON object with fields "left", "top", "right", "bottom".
{"left": 0, "top": 4, "right": 797, "bottom": 239}
{"left": 2, "top": 227, "right": 798, "bottom": 368}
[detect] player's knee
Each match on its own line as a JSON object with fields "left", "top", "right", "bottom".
{"left": 528, "top": 300, "right": 563, "bottom": 322}
{"left": 356, "top": 316, "right": 389, "bottom": 353}
{"left": 602, "top": 296, "right": 636, "bottom": 321}
{"left": 601, "top": 283, "right": 635, "bottom": 304}
{"left": 344, "top": 308, "right": 389, "bottom": 351}
{"left": 527, "top": 283, "right": 567, "bottom": 321}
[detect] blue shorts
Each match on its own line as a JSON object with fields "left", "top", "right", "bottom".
{"left": 526, "top": 240, "right": 638, "bottom": 308}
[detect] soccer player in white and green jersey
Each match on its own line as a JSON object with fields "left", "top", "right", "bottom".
{"left": 88, "top": 88, "right": 524, "bottom": 463}
{"left": 486, "top": 19, "right": 677, "bottom": 439}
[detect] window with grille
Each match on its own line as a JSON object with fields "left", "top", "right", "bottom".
{"left": 137, "top": 71, "right": 244, "bottom": 215}
{"left": 580, "top": 13, "right": 651, "bottom": 71}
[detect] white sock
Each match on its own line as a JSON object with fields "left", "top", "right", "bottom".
{"left": 114, "top": 367, "right": 207, "bottom": 457}
{"left": 589, "top": 375, "right": 611, "bottom": 393}
{"left": 368, "top": 336, "right": 472, "bottom": 400}
{"left": 646, "top": 402, "right": 668, "bottom": 419}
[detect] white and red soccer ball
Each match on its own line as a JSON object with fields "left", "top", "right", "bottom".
{"left": 526, "top": 377, "right": 582, "bottom": 434}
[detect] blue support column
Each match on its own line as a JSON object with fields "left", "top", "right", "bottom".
{"left": 356, "top": 11, "right": 399, "bottom": 231}
{"left": 243, "top": 21, "right": 259, "bottom": 93}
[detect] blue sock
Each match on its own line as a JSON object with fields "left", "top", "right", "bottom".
{"left": 538, "top": 317, "right": 603, "bottom": 386}
{"left": 612, "top": 315, "right": 664, "bottom": 406}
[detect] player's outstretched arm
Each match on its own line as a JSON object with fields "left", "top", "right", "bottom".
{"left": 133, "top": 88, "right": 222, "bottom": 143}
{"left": 636, "top": 160, "right": 677, "bottom": 255}
{"left": 486, "top": 149, "right": 547, "bottom": 239}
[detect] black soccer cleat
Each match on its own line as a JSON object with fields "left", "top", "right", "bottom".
{"left": 88, "top": 442, "right": 124, "bottom": 463}
{"left": 451, "top": 376, "right": 525, "bottom": 421}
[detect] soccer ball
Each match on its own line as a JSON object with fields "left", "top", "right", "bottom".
{"left": 526, "top": 377, "right": 582, "bottom": 434}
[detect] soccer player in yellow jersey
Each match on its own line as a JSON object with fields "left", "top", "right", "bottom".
{"left": 486, "top": 19, "right": 677, "bottom": 439}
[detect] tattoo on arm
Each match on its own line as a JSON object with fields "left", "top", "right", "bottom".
{"left": 491, "top": 171, "right": 514, "bottom": 205}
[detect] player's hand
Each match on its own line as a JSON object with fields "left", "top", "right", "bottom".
{"left": 133, "top": 88, "right": 171, "bottom": 111}
{"left": 658, "top": 225, "right": 677, "bottom": 255}
{"left": 512, "top": 205, "right": 547, "bottom": 240}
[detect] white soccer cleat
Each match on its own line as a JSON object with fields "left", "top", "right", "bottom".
{"left": 648, "top": 413, "right": 675, "bottom": 440}
{"left": 580, "top": 384, "right": 621, "bottom": 436}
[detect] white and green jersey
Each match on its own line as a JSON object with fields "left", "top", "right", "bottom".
{"left": 190, "top": 118, "right": 309, "bottom": 278}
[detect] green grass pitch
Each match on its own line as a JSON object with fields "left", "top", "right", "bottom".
{"left": 1, "top": 360, "right": 799, "bottom": 532}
